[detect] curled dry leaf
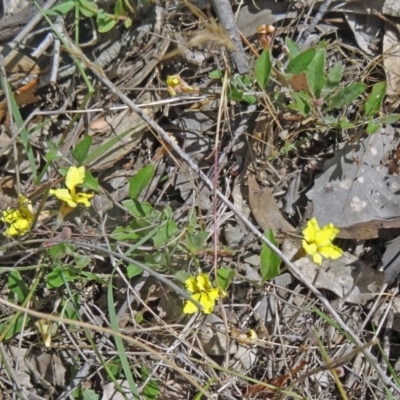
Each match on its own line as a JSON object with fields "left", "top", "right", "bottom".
{"left": 248, "top": 174, "right": 295, "bottom": 235}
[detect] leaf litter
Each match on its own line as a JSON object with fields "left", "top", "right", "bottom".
{"left": 1, "top": 0, "right": 400, "bottom": 399}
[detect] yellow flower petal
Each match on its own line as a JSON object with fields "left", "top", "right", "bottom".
{"left": 50, "top": 188, "right": 77, "bottom": 207}
{"left": 18, "top": 196, "right": 33, "bottom": 220}
{"left": 74, "top": 192, "right": 93, "bottom": 207}
{"left": 302, "top": 217, "right": 342, "bottom": 265}
{"left": 200, "top": 293, "right": 216, "bottom": 314}
{"left": 183, "top": 273, "right": 224, "bottom": 314}
{"left": 302, "top": 217, "right": 319, "bottom": 243}
{"left": 312, "top": 252, "right": 322, "bottom": 265}
{"left": 183, "top": 293, "right": 202, "bottom": 314}
{"left": 1, "top": 209, "right": 20, "bottom": 223}
{"left": 315, "top": 224, "right": 339, "bottom": 246}
{"left": 319, "top": 244, "right": 343, "bottom": 260}
{"left": 185, "top": 276, "right": 197, "bottom": 293}
{"left": 65, "top": 166, "right": 85, "bottom": 192}
{"left": 302, "top": 240, "right": 317, "bottom": 256}
{"left": 206, "top": 288, "right": 220, "bottom": 301}
{"left": 196, "top": 274, "right": 209, "bottom": 291}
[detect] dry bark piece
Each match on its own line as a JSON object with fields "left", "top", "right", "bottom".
{"left": 248, "top": 174, "right": 295, "bottom": 235}
{"left": 210, "top": 0, "right": 249, "bottom": 74}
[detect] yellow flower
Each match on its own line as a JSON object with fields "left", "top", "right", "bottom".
{"left": 50, "top": 166, "right": 93, "bottom": 208}
{"left": 183, "top": 273, "right": 225, "bottom": 315}
{"left": 1, "top": 195, "right": 34, "bottom": 237}
{"left": 166, "top": 75, "right": 200, "bottom": 97}
{"left": 302, "top": 217, "right": 343, "bottom": 265}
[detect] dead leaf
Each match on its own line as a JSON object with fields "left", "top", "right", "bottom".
{"left": 289, "top": 72, "right": 311, "bottom": 93}
{"left": 383, "top": 22, "right": 400, "bottom": 100}
{"left": 236, "top": 1, "right": 297, "bottom": 37}
{"left": 245, "top": 361, "right": 306, "bottom": 398}
{"left": 307, "top": 130, "right": 400, "bottom": 228}
{"left": 87, "top": 92, "right": 156, "bottom": 171}
{"left": 248, "top": 174, "right": 295, "bottom": 235}
{"left": 294, "top": 253, "right": 384, "bottom": 304}
{"left": 373, "top": 297, "right": 400, "bottom": 333}
{"left": 381, "top": 236, "right": 400, "bottom": 283}
{"left": 0, "top": 78, "right": 40, "bottom": 121}
{"left": 337, "top": 217, "right": 400, "bottom": 240}
{"left": 3, "top": 49, "right": 41, "bottom": 77}
{"left": 344, "top": 13, "right": 382, "bottom": 55}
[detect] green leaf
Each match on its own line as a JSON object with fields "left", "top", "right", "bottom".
{"left": 305, "top": 47, "right": 326, "bottom": 99}
{"left": 260, "top": 229, "right": 281, "bottom": 282}
{"left": 186, "top": 231, "right": 209, "bottom": 253}
{"left": 209, "top": 69, "right": 223, "bottom": 79}
{"left": 141, "top": 366, "right": 160, "bottom": 400}
{"left": 325, "top": 82, "right": 366, "bottom": 111}
{"left": 364, "top": 81, "right": 386, "bottom": 118}
{"left": 129, "top": 165, "right": 155, "bottom": 200}
{"left": 82, "top": 389, "right": 99, "bottom": 400}
{"left": 124, "top": 17, "right": 132, "bottom": 29}
{"left": 286, "top": 48, "right": 316, "bottom": 74}
{"left": 78, "top": 0, "right": 98, "bottom": 17}
{"left": 7, "top": 270, "right": 29, "bottom": 303}
{"left": 216, "top": 268, "right": 234, "bottom": 291}
{"left": 255, "top": 49, "right": 272, "bottom": 90}
{"left": 47, "top": 0, "right": 75, "bottom": 15}
{"left": 325, "top": 62, "right": 343, "bottom": 89}
{"left": 111, "top": 226, "right": 140, "bottom": 241}
{"left": 285, "top": 37, "right": 300, "bottom": 58}
{"left": 46, "top": 266, "right": 80, "bottom": 288}
{"left": 3, "top": 314, "right": 30, "bottom": 340}
{"left": 228, "top": 86, "right": 243, "bottom": 102}
{"left": 123, "top": 199, "right": 154, "bottom": 218}
{"left": 45, "top": 149, "right": 62, "bottom": 162}
{"left": 340, "top": 118, "right": 355, "bottom": 129}
{"left": 366, "top": 118, "right": 381, "bottom": 135}
{"left": 153, "top": 220, "right": 178, "bottom": 247}
{"left": 107, "top": 275, "right": 140, "bottom": 397}
{"left": 242, "top": 94, "right": 257, "bottom": 104}
{"left": 72, "top": 136, "right": 92, "bottom": 164}
{"left": 97, "top": 9, "right": 116, "bottom": 33}
{"left": 106, "top": 357, "right": 122, "bottom": 379}
{"left": 290, "top": 92, "right": 311, "bottom": 116}
{"left": 381, "top": 114, "right": 400, "bottom": 124}
{"left": 114, "top": 0, "right": 124, "bottom": 18}
{"left": 74, "top": 254, "right": 90, "bottom": 268}
{"left": 82, "top": 170, "right": 100, "bottom": 193}
{"left": 49, "top": 242, "right": 75, "bottom": 260}
{"left": 127, "top": 264, "right": 143, "bottom": 278}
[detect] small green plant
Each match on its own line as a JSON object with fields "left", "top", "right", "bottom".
{"left": 275, "top": 39, "right": 398, "bottom": 133}
{"left": 209, "top": 39, "right": 397, "bottom": 133}
{"left": 47, "top": 0, "right": 133, "bottom": 33}
{"left": 209, "top": 69, "right": 258, "bottom": 104}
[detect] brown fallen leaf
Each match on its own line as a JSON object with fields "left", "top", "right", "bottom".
{"left": 245, "top": 360, "right": 307, "bottom": 399}
{"left": 337, "top": 217, "right": 400, "bottom": 240}
{"left": 0, "top": 78, "right": 40, "bottom": 121}
{"left": 248, "top": 175, "right": 295, "bottom": 235}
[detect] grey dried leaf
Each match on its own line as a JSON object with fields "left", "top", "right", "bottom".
{"left": 307, "top": 130, "right": 400, "bottom": 228}
{"left": 382, "top": 236, "right": 400, "bottom": 284}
